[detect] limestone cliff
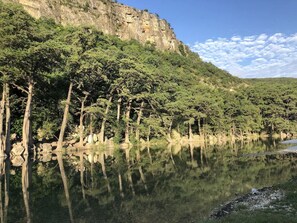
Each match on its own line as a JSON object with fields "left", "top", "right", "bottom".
{"left": 3, "top": 0, "right": 184, "bottom": 52}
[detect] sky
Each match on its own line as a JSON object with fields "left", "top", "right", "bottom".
{"left": 117, "top": 0, "right": 297, "bottom": 78}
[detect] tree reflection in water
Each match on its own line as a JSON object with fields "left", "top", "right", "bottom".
{"left": 22, "top": 155, "right": 31, "bottom": 223}
{"left": 57, "top": 152, "right": 74, "bottom": 223}
{"left": 0, "top": 159, "right": 9, "bottom": 223}
{"left": 3, "top": 140, "right": 297, "bottom": 222}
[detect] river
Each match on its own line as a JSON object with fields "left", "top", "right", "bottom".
{"left": 1, "top": 140, "right": 297, "bottom": 223}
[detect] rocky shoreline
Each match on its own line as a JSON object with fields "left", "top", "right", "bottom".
{"left": 210, "top": 187, "right": 288, "bottom": 219}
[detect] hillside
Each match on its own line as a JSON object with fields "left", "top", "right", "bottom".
{"left": 0, "top": 0, "right": 243, "bottom": 148}
{"left": 1, "top": 0, "right": 297, "bottom": 153}
{"left": 3, "top": 0, "right": 185, "bottom": 52}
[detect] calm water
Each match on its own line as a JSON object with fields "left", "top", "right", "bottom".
{"left": 1, "top": 140, "right": 297, "bottom": 223}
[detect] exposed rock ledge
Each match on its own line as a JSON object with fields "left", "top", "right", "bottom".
{"left": 3, "top": 0, "right": 186, "bottom": 52}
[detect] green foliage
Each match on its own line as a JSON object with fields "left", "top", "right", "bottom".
{"left": 244, "top": 78, "right": 297, "bottom": 134}
{"left": 83, "top": 2, "right": 90, "bottom": 12}
{"left": 178, "top": 44, "right": 187, "bottom": 56}
{"left": 37, "top": 121, "right": 58, "bottom": 141}
{"left": 1, "top": 1, "right": 297, "bottom": 142}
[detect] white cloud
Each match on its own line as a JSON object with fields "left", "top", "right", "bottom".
{"left": 231, "top": 36, "right": 241, "bottom": 42}
{"left": 257, "top": 34, "right": 268, "bottom": 41}
{"left": 191, "top": 33, "right": 297, "bottom": 78}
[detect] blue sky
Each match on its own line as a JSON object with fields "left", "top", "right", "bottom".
{"left": 117, "top": 0, "right": 297, "bottom": 78}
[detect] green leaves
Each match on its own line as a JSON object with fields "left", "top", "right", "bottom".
{"left": 0, "top": 1, "right": 35, "bottom": 49}
{"left": 2, "top": 0, "right": 297, "bottom": 142}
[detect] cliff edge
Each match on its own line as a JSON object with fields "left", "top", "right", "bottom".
{"left": 3, "top": 0, "right": 184, "bottom": 52}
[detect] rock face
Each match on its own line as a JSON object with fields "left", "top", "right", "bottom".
{"left": 3, "top": 0, "right": 183, "bottom": 51}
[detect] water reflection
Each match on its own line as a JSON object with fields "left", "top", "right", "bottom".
{"left": 2, "top": 140, "right": 297, "bottom": 222}
{"left": 56, "top": 152, "right": 74, "bottom": 223}
{"left": 22, "top": 155, "right": 31, "bottom": 223}
{"left": 0, "top": 159, "right": 9, "bottom": 223}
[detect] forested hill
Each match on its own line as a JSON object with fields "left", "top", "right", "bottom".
{"left": 0, "top": 1, "right": 296, "bottom": 151}
{"left": 245, "top": 77, "right": 297, "bottom": 85}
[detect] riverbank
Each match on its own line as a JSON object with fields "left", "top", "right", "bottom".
{"left": 7, "top": 128, "right": 296, "bottom": 158}
{"left": 207, "top": 177, "right": 297, "bottom": 223}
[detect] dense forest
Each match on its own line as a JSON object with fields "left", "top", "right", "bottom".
{"left": 1, "top": 1, "right": 297, "bottom": 155}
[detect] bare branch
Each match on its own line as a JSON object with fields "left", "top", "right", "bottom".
{"left": 12, "top": 83, "right": 29, "bottom": 94}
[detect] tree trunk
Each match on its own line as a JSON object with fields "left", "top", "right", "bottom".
{"left": 169, "top": 117, "right": 173, "bottom": 133}
{"left": 202, "top": 118, "right": 205, "bottom": 137}
{"left": 57, "top": 82, "right": 73, "bottom": 150}
{"left": 146, "top": 114, "right": 151, "bottom": 143}
{"left": 232, "top": 121, "right": 236, "bottom": 135}
{"left": 124, "top": 99, "right": 132, "bottom": 143}
{"left": 118, "top": 173, "right": 124, "bottom": 198}
{"left": 147, "top": 147, "right": 152, "bottom": 164}
{"left": 99, "top": 96, "right": 113, "bottom": 143}
{"left": 147, "top": 125, "right": 151, "bottom": 143}
{"left": 117, "top": 97, "right": 122, "bottom": 122}
{"left": 189, "top": 143, "right": 195, "bottom": 167}
{"left": 188, "top": 122, "right": 193, "bottom": 141}
{"left": 22, "top": 81, "right": 33, "bottom": 154}
{"left": 197, "top": 119, "right": 201, "bottom": 135}
{"left": 89, "top": 113, "right": 93, "bottom": 137}
{"left": 79, "top": 95, "right": 88, "bottom": 147}
{"left": 0, "top": 85, "right": 6, "bottom": 154}
{"left": 5, "top": 84, "right": 11, "bottom": 154}
{"left": 240, "top": 129, "right": 243, "bottom": 140}
{"left": 135, "top": 101, "right": 144, "bottom": 141}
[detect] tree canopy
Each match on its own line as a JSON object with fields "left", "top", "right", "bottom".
{"left": 1, "top": 1, "right": 297, "bottom": 148}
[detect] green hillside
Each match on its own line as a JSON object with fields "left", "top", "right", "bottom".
{"left": 0, "top": 1, "right": 296, "bottom": 149}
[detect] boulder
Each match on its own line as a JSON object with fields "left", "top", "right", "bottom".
{"left": 40, "top": 143, "right": 53, "bottom": 153}
{"left": 11, "top": 155, "right": 24, "bottom": 167}
{"left": 93, "top": 134, "right": 98, "bottom": 142}
{"left": 10, "top": 143, "right": 25, "bottom": 156}
{"left": 40, "top": 153, "right": 52, "bottom": 162}
{"left": 51, "top": 141, "right": 58, "bottom": 147}
{"left": 87, "top": 134, "right": 94, "bottom": 144}
{"left": 67, "top": 138, "right": 78, "bottom": 146}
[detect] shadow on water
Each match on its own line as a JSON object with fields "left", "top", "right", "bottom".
{"left": 1, "top": 140, "right": 297, "bottom": 223}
